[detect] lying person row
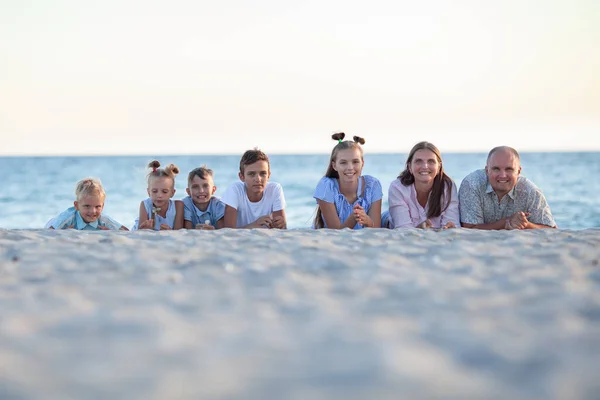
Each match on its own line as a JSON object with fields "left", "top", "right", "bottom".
{"left": 45, "top": 133, "right": 556, "bottom": 231}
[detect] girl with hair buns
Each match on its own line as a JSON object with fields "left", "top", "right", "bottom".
{"left": 382, "top": 141, "right": 460, "bottom": 229}
{"left": 313, "top": 132, "right": 383, "bottom": 229}
{"left": 133, "top": 160, "right": 184, "bottom": 230}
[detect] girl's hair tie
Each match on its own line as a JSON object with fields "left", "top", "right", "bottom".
{"left": 338, "top": 139, "right": 343, "bottom": 143}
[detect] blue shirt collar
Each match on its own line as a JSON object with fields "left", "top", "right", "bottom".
{"left": 75, "top": 211, "right": 99, "bottom": 229}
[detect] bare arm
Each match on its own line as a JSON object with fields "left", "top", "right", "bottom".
{"left": 184, "top": 220, "right": 194, "bottom": 229}
{"left": 366, "top": 200, "right": 382, "bottom": 228}
{"left": 216, "top": 218, "right": 225, "bottom": 229}
{"left": 526, "top": 221, "right": 557, "bottom": 229}
{"left": 173, "top": 200, "right": 184, "bottom": 230}
{"left": 462, "top": 220, "right": 506, "bottom": 230}
{"left": 137, "top": 201, "right": 154, "bottom": 230}
{"left": 271, "top": 210, "right": 287, "bottom": 229}
{"left": 224, "top": 205, "right": 238, "bottom": 228}
{"left": 317, "top": 200, "right": 355, "bottom": 229}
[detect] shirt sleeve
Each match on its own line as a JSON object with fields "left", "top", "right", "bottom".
{"left": 458, "top": 176, "right": 485, "bottom": 225}
{"left": 271, "top": 183, "right": 286, "bottom": 212}
{"left": 221, "top": 183, "right": 241, "bottom": 210}
{"left": 314, "top": 177, "right": 336, "bottom": 203}
{"left": 525, "top": 187, "right": 556, "bottom": 227}
{"left": 99, "top": 214, "right": 124, "bottom": 230}
{"left": 440, "top": 181, "right": 461, "bottom": 227}
{"left": 214, "top": 198, "right": 226, "bottom": 220}
{"left": 183, "top": 199, "right": 194, "bottom": 222}
{"left": 49, "top": 208, "right": 76, "bottom": 229}
{"left": 387, "top": 181, "right": 414, "bottom": 229}
{"left": 366, "top": 176, "right": 383, "bottom": 203}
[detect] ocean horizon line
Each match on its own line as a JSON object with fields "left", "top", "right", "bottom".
{"left": 1, "top": 149, "right": 599, "bottom": 158}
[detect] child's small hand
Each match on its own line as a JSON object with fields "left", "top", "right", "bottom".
{"left": 138, "top": 219, "right": 154, "bottom": 230}
{"left": 66, "top": 224, "right": 75, "bottom": 229}
{"left": 159, "top": 224, "right": 172, "bottom": 230}
{"left": 195, "top": 224, "right": 215, "bottom": 230}
{"left": 254, "top": 215, "right": 272, "bottom": 229}
{"left": 98, "top": 225, "right": 110, "bottom": 230}
{"left": 271, "top": 216, "right": 286, "bottom": 229}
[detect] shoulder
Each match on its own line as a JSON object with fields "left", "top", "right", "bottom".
{"left": 266, "top": 181, "right": 283, "bottom": 191}
{"left": 210, "top": 196, "right": 226, "bottom": 209}
{"left": 315, "top": 176, "right": 337, "bottom": 191}
{"left": 388, "top": 178, "right": 409, "bottom": 193}
{"left": 460, "top": 169, "right": 487, "bottom": 191}
{"left": 49, "top": 207, "right": 77, "bottom": 228}
{"left": 515, "top": 176, "right": 545, "bottom": 197}
{"left": 363, "top": 175, "right": 381, "bottom": 187}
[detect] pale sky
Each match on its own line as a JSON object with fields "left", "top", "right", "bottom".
{"left": 1, "top": 0, "right": 599, "bottom": 155}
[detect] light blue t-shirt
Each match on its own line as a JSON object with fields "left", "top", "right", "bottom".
{"left": 133, "top": 198, "right": 177, "bottom": 230}
{"left": 182, "top": 196, "right": 225, "bottom": 228}
{"left": 313, "top": 175, "right": 383, "bottom": 229}
{"left": 45, "top": 207, "right": 123, "bottom": 230}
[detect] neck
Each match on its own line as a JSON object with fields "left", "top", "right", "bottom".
{"left": 338, "top": 178, "right": 358, "bottom": 196}
{"left": 193, "top": 198, "right": 210, "bottom": 211}
{"left": 414, "top": 180, "right": 433, "bottom": 195}
{"left": 246, "top": 190, "right": 264, "bottom": 203}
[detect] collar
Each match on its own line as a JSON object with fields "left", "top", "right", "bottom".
{"left": 75, "top": 211, "right": 99, "bottom": 229}
{"left": 486, "top": 183, "right": 517, "bottom": 200}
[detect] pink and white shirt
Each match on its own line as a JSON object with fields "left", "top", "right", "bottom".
{"left": 387, "top": 179, "right": 461, "bottom": 229}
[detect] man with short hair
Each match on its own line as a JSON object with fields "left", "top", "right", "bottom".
{"left": 458, "top": 146, "right": 556, "bottom": 230}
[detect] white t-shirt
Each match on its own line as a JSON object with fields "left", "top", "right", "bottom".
{"left": 221, "top": 181, "right": 286, "bottom": 227}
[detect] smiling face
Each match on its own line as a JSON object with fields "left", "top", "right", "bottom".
{"left": 332, "top": 147, "right": 364, "bottom": 184}
{"left": 147, "top": 176, "right": 176, "bottom": 208}
{"left": 239, "top": 160, "right": 270, "bottom": 199}
{"left": 186, "top": 175, "right": 216, "bottom": 207}
{"left": 408, "top": 149, "right": 440, "bottom": 186}
{"left": 74, "top": 194, "right": 105, "bottom": 223}
{"left": 485, "top": 149, "right": 521, "bottom": 197}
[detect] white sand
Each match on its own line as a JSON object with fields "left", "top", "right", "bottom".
{"left": 1, "top": 228, "right": 599, "bottom": 400}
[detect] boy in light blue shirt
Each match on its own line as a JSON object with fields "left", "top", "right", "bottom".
{"left": 45, "top": 178, "right": 128, "bottom": 230}
{"left": 182, "top": 166, "right": 225, "bottom": 230}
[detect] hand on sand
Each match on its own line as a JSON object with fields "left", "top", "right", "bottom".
{"left": 195, "top": 224, "right": 215, "bottom": 230}
{"left": 66, "top": 224, "right": 75, "bottom": 229}
{"left": 98, "top": 225, "right": 110, "bottom": 230}
{"left": 417, "top": 219, "right": 434, "bottom": 229}
{"left": 271, "top": 216, "right": 286, "bottom": 229}
{"left": 159, "top": 224, "right": 171, "bottom": 230}
{"left": 138, "top": 219, "right": 155, "bottom": 230}
{"left": 253, "top": 215, "right": 272, "bottom": 229}
{"left": 506, "top": 212, "right": 530, "bottom": 230}
{"left": 442, "top": 221, "right": 456, "bottom": 229}
{"left": 353, "top": 204, "right": 373, "bottom": 227}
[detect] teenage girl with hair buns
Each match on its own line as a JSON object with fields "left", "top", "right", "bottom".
{"left": 313, "top": 133, "right": 383, "bottom": 229}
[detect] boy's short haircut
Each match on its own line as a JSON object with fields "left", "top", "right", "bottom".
{"left": 188, "top": 166, "right": 214, "bottom": 185}
{"left": 239, "top": 149, "right": 270, "bottom": 174}
{"left": 75, "top": 178, "right": 106, "bottom": 201}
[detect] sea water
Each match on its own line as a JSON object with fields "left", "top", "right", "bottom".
{"left": 1, "top": 152, "right": 599, "bottom": 229}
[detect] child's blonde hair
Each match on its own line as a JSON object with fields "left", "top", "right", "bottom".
{"left": 75, "top": 178, "right": 106, "bottom": 201}
{"left": 146, "top": 160, "right": 180, "bottom": 187}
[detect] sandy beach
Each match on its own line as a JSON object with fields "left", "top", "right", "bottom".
{"left": 1, "top": 228, "right": 599, "bottom": 400}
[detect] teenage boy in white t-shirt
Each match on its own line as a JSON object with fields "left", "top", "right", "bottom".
{"left": 222, "top": 148, "right": 287, "bottom": 229}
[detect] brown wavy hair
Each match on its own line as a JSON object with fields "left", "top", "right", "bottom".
{"left": 398, "top": 141, "right": 453, "bottom": 219}
{"left": 313, "top": 132, "right": 366, "bottom": 229}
